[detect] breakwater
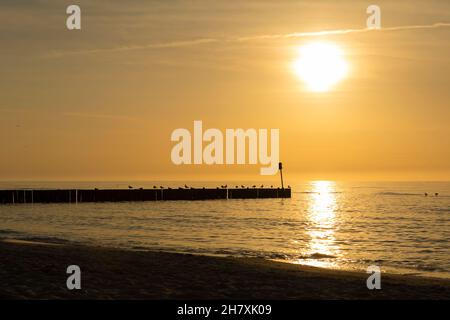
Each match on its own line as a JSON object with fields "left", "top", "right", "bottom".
{"left": 0, "top": 188, "right": 291, "bottom": 204}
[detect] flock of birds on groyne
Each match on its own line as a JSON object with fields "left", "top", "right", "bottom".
{"left": 424, "top": 193, "right": 439, "bottom": 197}
{"left": 125, "top": 185, "right": 292, "bottom": 190}
{"left": 0, "top": 186, "right": 292, "bottom": 204}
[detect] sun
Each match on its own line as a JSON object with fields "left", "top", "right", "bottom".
{"left": 293, "top": 42, "right": 349, "bottom": 92}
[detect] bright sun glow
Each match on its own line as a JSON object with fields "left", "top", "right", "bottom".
{"left": 293, "top": 42, "right": 349, "bottom": 92}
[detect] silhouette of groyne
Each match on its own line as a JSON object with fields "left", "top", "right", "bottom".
{"left": 0, "top": 188, "right": 291, "bottom": 204}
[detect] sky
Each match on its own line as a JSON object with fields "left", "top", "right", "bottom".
{"left": 1, "top": 0, "right": 449, "bottom": 181}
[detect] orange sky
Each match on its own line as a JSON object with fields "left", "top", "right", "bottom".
{"left": 1, "top": 0, "right": 449, "bottom": 181}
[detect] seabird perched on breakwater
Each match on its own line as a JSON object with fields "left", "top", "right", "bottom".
{"left": 128, "top": 186, "right": 133, "bottom": 189}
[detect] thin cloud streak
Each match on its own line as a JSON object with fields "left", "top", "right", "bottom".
{"left": 237, "top": 22, "right": 450, "bottom": 40}
{"left": 47, "top": 38, "right": 218, "bottom": 58}
{"left": 47, "top": 22, "right": 450, "bottom": 58}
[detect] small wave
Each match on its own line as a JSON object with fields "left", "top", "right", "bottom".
{"left": 300, "top": 253, "right": 337, "bottom": 259}
{"left": 131, "top": 246, "right": 152, "bottom": 251}
{"left": 0, "top": 229, "right": 22, "bottom": 236}
{"left": 376, "top": 192, "right": 422, "bottom": 196}
{"left": 298, "top": 191, "right": 342, "bottom": 194}
{"left": 17, "top": 236, "right": 73, "bottom": 245}
{"left": 212, "top": 249, "right": 290, "bottom": 260}
{"left": 415, "top": 264, "right": 443, "bottom": 272}
{"left": 0, "top": 230, "right": 74, "bottom": 245}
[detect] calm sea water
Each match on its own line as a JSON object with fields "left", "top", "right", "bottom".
{"left": 0, "top": 181, "right": 449, "bottom": 278}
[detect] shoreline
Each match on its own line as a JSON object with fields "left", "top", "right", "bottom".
{"left": 2, "top": 234, "right": 448, "bottom": 280}
{"left": 0, "top": 239, "right": 449, "bottom": 299}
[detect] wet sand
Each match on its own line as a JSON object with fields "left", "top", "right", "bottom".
{"left": 0, "top": 239, "right": 449, "bottom": 299}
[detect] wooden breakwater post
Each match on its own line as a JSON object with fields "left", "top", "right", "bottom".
{"left": 279, "top": 162, "right": 284, "bottom": 189}
{"left": 0, "top": 187, "right": 291, "bottom": 204}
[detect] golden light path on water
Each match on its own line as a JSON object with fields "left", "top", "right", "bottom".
{"left": 298, "top": 181, "right": 341, "bottom": 269}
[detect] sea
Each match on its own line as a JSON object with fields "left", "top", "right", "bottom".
{"left": 0, "top": 181, "right": 449, "bottom": 279}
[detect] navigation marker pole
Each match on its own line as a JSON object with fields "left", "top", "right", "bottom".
{"left": 279, "top": 162, "right": 284, "bottom": 189}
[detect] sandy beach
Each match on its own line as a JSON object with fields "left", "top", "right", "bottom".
{"left": 0, "top": 239, "right": 449, "bottom": 300}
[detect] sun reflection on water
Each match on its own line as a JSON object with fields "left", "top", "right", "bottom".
{"left": 299, "top": 181, "right": 341, "bottom": 269}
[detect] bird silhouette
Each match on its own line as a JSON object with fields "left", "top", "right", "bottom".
{"left": 270, "top": 185, "right": 273, "bottom": 188}
{"left": 435, "top": 193, "right": 439, "bottom": 197}
{"left": 424, "top": 193, "right": 428, "bottom": 196}
{"left": 260, "top": 184, "right": 264, "bottom": 188}
{"left": 288, "top": 185, "right": 291, "bottom": 189}
{"left": 128, "top": 186, "right": 133, "bottom": 189}
{"left": 241, "top": 185, "right": 245, "bottom": 188}
{"left": 153, "top": 186, "right": 157, "bottom": 189}
{"left": 160, "top": 186, "right": 164, "bottom": 189}
{"left": 252, "top": 185, "right": 256, "bottom": 188}
{"left": 184, "top": 184, "right": 189, "bottom": 189}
